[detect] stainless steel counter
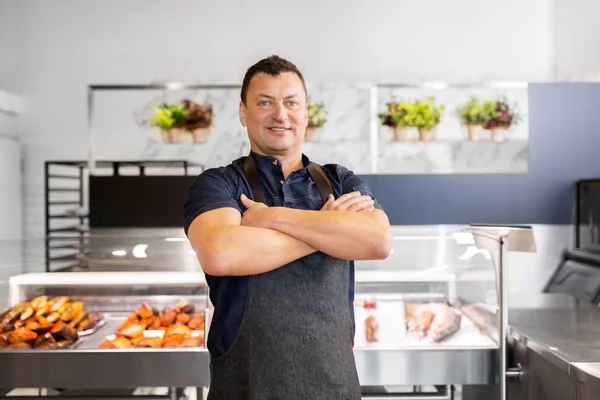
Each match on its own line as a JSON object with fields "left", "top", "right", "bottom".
{"left": 509, "top": 308, "right": 600, "bottom": 371}
{"left": 505, "top": 294, "right": 600, "bottom": 399}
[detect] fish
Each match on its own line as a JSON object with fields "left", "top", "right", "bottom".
{"left": 406, "top": 302, "right": 461, "bottom": 342}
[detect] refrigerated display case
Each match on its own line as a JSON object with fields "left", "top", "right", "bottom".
{"left": 0, "top": 270, "right": 211, "bottom": 391}
{"left": 352, "top": 226, "right": 502, "bottom": 398}
{"left": 0, "top": 225, "right": 526, "bottom": 399}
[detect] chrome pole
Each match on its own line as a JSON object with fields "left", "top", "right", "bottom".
{"left": 498, "top": 235, "right": 509, "bottom": 400}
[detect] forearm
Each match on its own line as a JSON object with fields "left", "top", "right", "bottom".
{"left": 197, "top": 225, "right": 316, "bottom": 276}
{"left": 269, "top": 208, "right": 392, "bottom": 260}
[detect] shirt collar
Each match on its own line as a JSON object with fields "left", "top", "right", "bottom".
{"left": 250, "top": 150, "right": 311, "bottom": 171}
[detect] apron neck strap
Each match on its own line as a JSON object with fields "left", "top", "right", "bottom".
{"left": 244, "top": 153, "right": 333, "bottom": 205}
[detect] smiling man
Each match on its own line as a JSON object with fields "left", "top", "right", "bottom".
{"left": 184, "top": 55, "right": 392, "bottom": 400}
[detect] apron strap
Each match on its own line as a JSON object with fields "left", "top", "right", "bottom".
{"left": 244, "top": 153, "right": 334, "bottom": 205}
{"left": 244, "top": 154, "right": 266, "bottom": 204}
{"left": 307, "top": 164, "right": 334, "bottom": 204}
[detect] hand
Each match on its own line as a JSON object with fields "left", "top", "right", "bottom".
{"left": 320, "top": 191, "right": 375, "bottom": 213}
{"left": 240, "top": 194, "right": 274, "bottom": 228}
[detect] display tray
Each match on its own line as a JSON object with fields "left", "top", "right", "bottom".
{"left": 0, "top": 315, "right": 211, "bottom": 389}
{"left": 0, "top": 297, "right": 105, "bottom": 350}
{"left": 353, "top": 299, "right": 497, "bottom": 349}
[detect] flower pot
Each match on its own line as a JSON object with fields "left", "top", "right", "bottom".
{"left": 389, "top": 126, "right": 408, "bottom": 141}
{"left": 163, "top": 128, "right": 183, "bottom": 144}
{"left": 490, "top": 127, "right": 508, "bottom": 142}
{"left": 466, "top": 124, "right": 484, "bottom": 141}
{"left": 417, "top": 127, "right": 435, "bottom": 141}
{"left": 190, "top": 127, "right": 210, "bottom": 143}
{"left": 305, "top": 127, "right": 321, "bottom": 142}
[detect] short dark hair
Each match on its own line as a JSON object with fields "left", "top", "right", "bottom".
{"left": 240, "top": 55, "right": 307, "bottom": 104}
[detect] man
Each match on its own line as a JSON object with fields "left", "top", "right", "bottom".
{"left": 184, "top": 55, "right": 392, "bottom": 400}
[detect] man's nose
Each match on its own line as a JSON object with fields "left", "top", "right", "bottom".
{"left": 272, "top": 102, "right": 288, "bottom": 122}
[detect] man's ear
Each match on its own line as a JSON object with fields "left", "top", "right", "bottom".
{"left": 239, "top": 101, "right": 247, "bottom": 127}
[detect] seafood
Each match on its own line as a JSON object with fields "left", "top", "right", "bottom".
{"left": 176, "top": 313, "right": 191, "bottom": 325}
{"left": 174, "top": 299, "right": 194, "bottom": 314}
{"left": 49, "top": 297, "right": 69, "bottom": 313}
{"left": 139, "top": 316, "right": 156, "bottom": 329}
{"left": 98, "top": 299, "right": 205, "bottom": 349}
{"left": 19, "top": 306, "right": 35, "bottom": 321}
{"left": 8, "top": 328, "right": 38, "bottom": 344}
{"left": 30, "top": 296, "right": 48, "bottom": 311}
{"left": 405, "top": 302, "right": 462, "bottom": 343}
{"left": 131, "top": 336, "right": 162, "bottom": 348}
{"left": 26, "top": 316, "right": 54, "bottom": 333}
{"left": 99, "top": 336, "right": 133, "bottom": 349}
{"left": 118, "top": 323, "right": 145, "bottom": 339}
{"left": 59, "top": 304, "right": 74, "bottom": 322}
{"left": 180, "top": 335, "right": 204, "bottom": 348}
{"left": 50, "top": 321, "right": 78, "bottom": 341}
{"left": 161, "top": 334, "right": 185, "bottom": 348}
{"left": 159, "top": 308, "right": 177, "bottom": 326}
{"left": 187, "top": 314, "right": 205, "bottom": 331}
{"left": 135, "top": 302, "right": 155, "bottom": 319}
{"left": 364, "top": 300, "right": 378, "bottom": 344}
{"left": 2, "top": 303, "right": 26, "bottom": 325}
{"left": 7, "top": 342, "right": 31, "bottom": 349}
{"left": 46, "top": 312, "right": 61, "bottom": 323}
{"left": 35, "top": 303, "right": 51, "bottom": 317}
{"left": 34, "top": 332, "right": 56, "bottom": 347}
{"left": 69, "top": 311, "right": 88, "bottom": 329}
{"left": 1, "top": 296, "right": 103, "bottom": 350}
{"left": 165, "top": 324, "right": 191, "bottom": 337}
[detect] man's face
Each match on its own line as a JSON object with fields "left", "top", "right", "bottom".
{"left": 240, "top": 72, "right": 308, "bottom": 157}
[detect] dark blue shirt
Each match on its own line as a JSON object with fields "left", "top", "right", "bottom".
{"left": 183, "top": 151, "right": 383, "bottom": 357}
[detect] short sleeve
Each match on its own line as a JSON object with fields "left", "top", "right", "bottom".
{"left": 339, "top": 167, "right": 384, "bottom": 211}
{"left": 183, "top": 169, "right": 243, "bottom": 236}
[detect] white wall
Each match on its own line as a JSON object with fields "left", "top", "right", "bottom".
{"left": 0, "top": 2, "right": 21, "bottom": 93}
{"left": 0, "top": 103, "right": 22, "bottom": 241}
{"left": 553, "top": 0, "right": 600, "bottom": 81}
{"left": 0, "top": 0, "right": 554, "bottom": 235}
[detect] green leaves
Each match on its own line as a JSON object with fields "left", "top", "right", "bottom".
{"left": 379, "top": 98, "right": 444, "bottom": 130}
{"left": 455, "top": 98, "right": 492, "bottom": 125}
{"left": 455, "top": 97, "right": 521, "bottom": 129}
{"left": 307, "top": 100, "right": 327, "bottom": 128}
{"left": 145, "top": 103, "right": 187, "bottom": 131}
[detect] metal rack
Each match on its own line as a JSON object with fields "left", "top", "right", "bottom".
{"left": 45, "top": 161, "right": 88, "bottom": 272}
{"left": 44, "top": 160, "right": 199, "bottom": 272}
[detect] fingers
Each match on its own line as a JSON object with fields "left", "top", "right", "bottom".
{"left": 333, "top": 193, "right": 374, "bottom": 211}
{"left": 240, "top": 193, "right": 254, "bottom": 208}
{"left": 320, "top": 194, "right": 335, "bottom": 211}
{"left": 328, "top": 191, "right": 360, "bottom": 210}
{"left": 346, "top": 198, "right": 375, "bottom": 212}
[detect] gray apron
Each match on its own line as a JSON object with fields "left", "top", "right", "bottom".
{"left": 207, "top": 155, "right": 361, "bottom": 400}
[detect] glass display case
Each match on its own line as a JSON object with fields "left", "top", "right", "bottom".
{"left": 0, "top": 225, "right": 514, "bottom": 399}
{"left": 352, "top": 226, "right": 500, "bottom": 396}
{"left": 0, "top": 231, "right": 211, "bottom": 391}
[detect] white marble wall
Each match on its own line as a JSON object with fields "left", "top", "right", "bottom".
{"left": 376, "top": 86, "right": 530, "bottom": 174}
{"left": 91, "top": 84, "right": 529, "bottom": 175}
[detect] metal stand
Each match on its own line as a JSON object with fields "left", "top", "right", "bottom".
{"left": 459, "top": 224, "right": 535, "bottom": 400}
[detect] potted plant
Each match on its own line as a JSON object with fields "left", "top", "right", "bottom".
{"left": 305, "top": 100, "right": 327, "bottom": 142}
{"left": 182, "top": 99, "right": 213, "bottom": 143}
{"left": 378, "top": 102, "right": 410, "bottom": 141}
{"left": 483, "top": 97, "right": 521, "bottom": 142}
{"left": 403, "top": 98, "right": 445, "bottom": 141}
{"left": 455, "top": 97, "right": 495, "bottom": 141}
{"left": 145, "top": 103, "right": 186, "bottom": 143}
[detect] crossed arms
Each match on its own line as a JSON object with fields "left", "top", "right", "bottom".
{"left": 187, "top": 192, "right": 392, "bottom": 277}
